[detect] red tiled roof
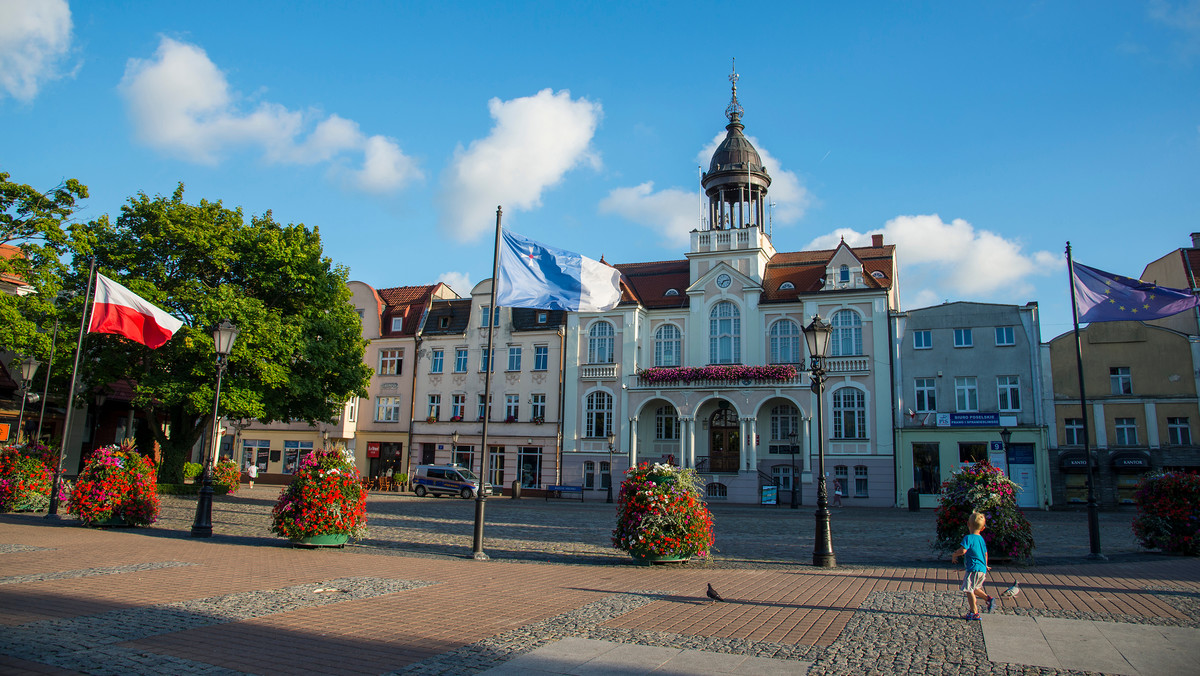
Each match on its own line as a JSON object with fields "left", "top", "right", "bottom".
{"left": 377, "top": 284, "right": 440, "bottom": 336}
{"left": 615, "top": 260, "right": 690, "bottom": 308}
{"left": 0, "top": 244, "right": 28, "bottom": 287}
{"left": 1185, "top": 249, "right": 1200, "bottom": 289}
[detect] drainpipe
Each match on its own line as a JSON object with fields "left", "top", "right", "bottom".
{"left": 556, "top": 324, "right": 566, "bottom": 484}
{"left": 888, "top": 310, "right": 900, "bottom": 508}
{"left": 406, "top": 335, "right": 423, "bottom": 479}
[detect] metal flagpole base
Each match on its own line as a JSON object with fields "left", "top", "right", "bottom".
{"left": 191, "top": 473, "right": 215, "bottom": 537}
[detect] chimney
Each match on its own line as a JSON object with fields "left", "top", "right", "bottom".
{"left": 872, "top": 234, "right": 884, "bottom": 247}
{"left": 1191, "top": 232, "right": 1200, "bottom": 249}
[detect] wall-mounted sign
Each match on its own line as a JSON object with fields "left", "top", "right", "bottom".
{"left": 367, "top": 442, "right": 380, "bottom": 458}
{"left": 936, "top": 412, "right": 1000, "bottom": 427}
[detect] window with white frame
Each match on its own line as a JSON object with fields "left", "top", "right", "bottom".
{"left": 1167, "top": 417, "right": 1191, "bottom": 445}
{"left": 854, "top": 465, "right": 868, "bottom": 497}
{"left": 954, "top": 328, "right": 973, "bottom": 348}
{"left": 479, "top": 347, "right": 494, "bottom": 372}
{"left": 1114, "top": 417, "right": 1138, "bottom": 445}
{"left": 995, "top": 326, "right": 1015, "bottom": 346}
{"left": 913, "top": 330, "right": 932, "bottom": 349}
{"left": 832, "top": 387, "right": 866, "bottom": 439}
{"left": 769, "top": 319, "right": 801, "bottom": 363}
{"left": 654, "top": 324, "right": 682, "bottom": 367}
{"left": 345, "top": 398, "right": 357, "bottom": 423}
{"left": 830, "top": 310, "right": 863, "bottom": 356}
{"left": 534, "top": 345, "right": 549, "bottom": 371}
{"left": 585, "top": 391, "right": 613, "bottom": 438}
{"left": 769, "top": 404, "right": 800, "bottom": 453}
{"left": 531, "top": 394, "right": 546, "bottom": 420}
{"left": 583, "top": 461, "right": 596, "bottom": 489}
{"left": 507, "top": 346, "right": 521, "bottom": 371}
{"left": 480, "top": 306, "right": 500, "bottom": 327}
{"left": 839, "top": 264, "right": 850, "bottom": 283}
{"left": 390, "top": 317, "right": 403, "bottom": 332}
{"left": 454, "top": 348, "right": 468, "bottom": 373}
{"left": 430, "top": 348, "right": 444, "bottom": 373}
{"left": 537, "top": 311, "right": 548, "bottom": 324}
{"left": 376, "top": 396, "right": 402, "bottom": 422}
{"left": 772, "top": 465, "right": 793, "bottom": 490}
{"left": 451, "top": 394, "right": 466, "bottom": 419}
{"left": 600, "top": 461, "right": 611, "bottom": 489}
{"left": 588, "top": 321, "right": 615, "bottom": 364}
{"left": 709, "top": 301, "right": 741, "bottom": 364}
{"left": 955, "top": 377, "right": 978, "bottom": 412}
{"left": 505, "top": 394, "right": 519, "bottom": 420}
{"left": 915, "top": 378, "right": 937, "bottom": 413}
{"left": 1064, "top": 418, "right": 1085, "bottom": 445}
{"left": 427, "top": 394, "right": 441, "bottom": 420}
{"left": 378, "top": 348, "right": 402, "bottom": 375}
{"left": 655, "top": 405, "right": 680, "bottom": 439}
{"left": 834, "top": 465, "right": 849, "bottom": 489}
{"left": 1110, "top": 367, "right": 1132, "bottom": 395}
{"left": 997, "top": 376, "right": 1021, "bottom": 412}
{"left": 478, "top": 394, "right": 488, "bottom": 421}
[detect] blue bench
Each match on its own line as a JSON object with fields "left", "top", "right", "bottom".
{"left": 546, "top": 485, "right": 585, "bottom": 501}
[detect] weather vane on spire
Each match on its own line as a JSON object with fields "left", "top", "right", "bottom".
{"left": 725, "top": 57, "right": 743, "bottom": 123}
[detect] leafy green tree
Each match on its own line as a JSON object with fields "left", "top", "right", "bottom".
{"left": 70, "top": 185, "right": 371, "bottom": 482}
{"left": 0, "top": 169, "right": 88, "bottom": 360}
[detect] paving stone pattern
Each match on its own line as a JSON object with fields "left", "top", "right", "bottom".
{"left": 0, "top": 560, "right": 195, "bottom": 585}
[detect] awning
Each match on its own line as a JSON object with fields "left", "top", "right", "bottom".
{"left": 1110, "top": 451, "right": 1151, "bottom": 472}
{"left": 1058, "top": 451, "right": 1092, "bottom": 473}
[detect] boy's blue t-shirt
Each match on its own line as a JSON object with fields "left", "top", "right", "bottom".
{"left": 960, "top": 533, "right": 988, "bottom": 572}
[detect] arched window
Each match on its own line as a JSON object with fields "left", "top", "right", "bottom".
{"left": 587, "top": 321, "right": 614, "bottom": 364}
{"left": 655, "top": 405, "right": 680, "bottom": 440}
{"left": 585, "top": 391, "right": 612, "bottom": 438}
{"left": 830, "top": 310, "right": 863, "bottom": 356}
{"left": 779, "top": 281, "right": 794, "bottom": 290}
{"left": 832, "top": 387, "right": 866, "bottom": 439}
{"left": 709, "top": 301, "right": 741, "bottom": 364}
{"left": 839, "top": 264, "right": 850, "bottom": 283}
{"left": 654, "top": 324, "right": 682, "bottom": 367}
{"left": 769, "top": 319, "right": 801, "bottom": 364}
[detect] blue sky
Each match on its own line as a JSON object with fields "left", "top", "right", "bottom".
{"left": 2, "top": 1, "right": 1197, "bottom": 340}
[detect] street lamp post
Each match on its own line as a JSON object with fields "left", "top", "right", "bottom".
{"left": 451, "top": 429, "right": 460, "bottom": 467}
{"left": 192, "top": 319, "right": 239, "bottom": 538}
{"left": 606, "top": 433, "right": 616, "bottom": 504}
{"left": 788, "top": 431, "right": 799, "bottom": 509}
{"left": 803, "top": 314, "right": 836, "bottom": 568}
{"left": 999, "top": 428, "right": 1012, "bottom": 461}
{"left": 14, "top": 356, "right": 40, "bottom": 444}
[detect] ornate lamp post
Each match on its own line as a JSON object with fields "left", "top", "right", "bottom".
{"left": 192, "top": 319, "right": 239, "bottom": 538}
{"left": 14, "top": 356, "right": 40, "bottom": 443}
{"left": 788, "top": 431, "right": 799, "bottom": 509}
{"left": 999, "top": 428, "right": 1012, "bottom": 459}
{"left": 451, "top": 429, "right": 460, "bottom": 467}
{"left": 606, "top": 432, "right": 616, "bottom": 504}
{"left": 803, "top": 314, "right": 836, "bottom": 568}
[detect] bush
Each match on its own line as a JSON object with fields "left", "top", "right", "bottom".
{"left": 0, "top": 445, "right": 53, "bottom": 512}
{"left": 213, "top": 459, "right": 240, "bottom": 494}
{"left": 1132, "top": 471, "right": 1200, "bottom": 556}
{"left": 933, "top": 461, "right": 1034, "bottom": 563}
{"left": 612, "top": 462, "right": 714, "bottom": 559}
{"left": 70, "top": 444, "right": 160, "bottom": 526}
{"left": 182, "top": 462, "right": 203, "bottom": 479}
{"left": 270, "top": 448, "right": 367, "bottom": 541}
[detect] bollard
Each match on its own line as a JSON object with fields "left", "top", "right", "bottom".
{"left": 907, "top": 487, "right": 920, "bottom": 511}
{"left": 511, "top": 480, "right": 521, "bottom": 499}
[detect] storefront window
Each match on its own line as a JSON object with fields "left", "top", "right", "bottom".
{"left": 913, "top": 443, "right": 940, "bottom": 493}
{"left": 519, "top": 447, "right": 541, "bottom": 488}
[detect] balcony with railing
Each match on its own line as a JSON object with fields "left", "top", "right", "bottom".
{"left": 580, "top": 363, "right": 618, "bottom": 380}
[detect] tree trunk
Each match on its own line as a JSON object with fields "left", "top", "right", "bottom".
{"left": 150, "top": 405, "right": 205, "bottom": 484}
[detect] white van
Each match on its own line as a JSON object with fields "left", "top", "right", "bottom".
{"left": 412, "top": 464, "right": 498, "bottom": 499}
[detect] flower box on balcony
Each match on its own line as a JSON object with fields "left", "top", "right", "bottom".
{"left": 504, "top": 416, "right": 517, "bottom": 423}
{"left": 426, "top": 416, "right": 437, "bottom": 423}
{"left": 637, "top": 364, "right": 798, "bottom": 385}
{"left": 531, "top": 417, "right": 545, "bottom": 425}
{"left": 450, "top": 416, "right": 463, "bottom": 422}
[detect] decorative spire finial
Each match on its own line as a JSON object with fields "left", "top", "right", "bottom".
{"left": 725, "top": 57, "right": 743, "bottom": 123}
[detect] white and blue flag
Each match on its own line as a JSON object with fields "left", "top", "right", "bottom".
{"left": 495, "top": 229, "right": 622, "bottom": 312}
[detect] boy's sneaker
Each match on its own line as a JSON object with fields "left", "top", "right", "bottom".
{"left": 962, "top": 612, "right": 980, "bottom": 621}
{"left": 986, "top": 596, "right": 995, "bottom": 612}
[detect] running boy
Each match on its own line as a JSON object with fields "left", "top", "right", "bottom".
{"left": 950, "top": 511, "right": 995, "bottom": 620}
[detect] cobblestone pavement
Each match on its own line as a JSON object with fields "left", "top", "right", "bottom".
{"left": 0, "top": 489, "right": 1196, "bottom": 675}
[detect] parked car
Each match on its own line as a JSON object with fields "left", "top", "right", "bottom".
{"left": 412, "top": 464, "right": 498, "bottom": 498}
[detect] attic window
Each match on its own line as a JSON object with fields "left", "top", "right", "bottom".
{"left": 779, "top": 281, "right": 795, "bottom": 290}
{"left": 839, "top": 265, "right": 850, "bottom": 284}
{"left": 537, "top": 311, "right": 548, "bottom": 324}
{"left": 391, "top": 317, "right": 404, "bottom": 331}
{"left": 439, "top": 316, "right": 450, "bottom": 328}
{"left": 871, "top": 271, "right": 885, "bottom": 279}
{"left": 664, "top": 288, "right": 680, "bottom": 296}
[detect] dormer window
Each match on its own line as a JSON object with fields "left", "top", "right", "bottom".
{"left": 839, "top": 265, "right": 850, "bottom": 284}
{"left": 391, "top": 317, "right": 404, "bottom": 331}
{"left": 537, "top": 311, "right": 548, "bottom": 324}
{"left": 871, "top": 271, "right": 885, "bottom": 279}
{"left": 664, "top": 288, "right": 680, "bottom": 296}
{"left": 439, "top": 316, "right": 450, "bottom": 329}
{"left": 779, "top": 281, "right": 794, "bottom": 290}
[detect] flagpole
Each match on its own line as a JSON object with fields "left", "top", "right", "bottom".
{"left": 472, "top": 206, "right": 502, "bottom": 560}
{"left": 1065, "top": 242, "right": 1104, "bottom": 559}
{"left": 46, "top": 257, "right": 98, "bottom": 518}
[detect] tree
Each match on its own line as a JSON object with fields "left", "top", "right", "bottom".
{"left": 0, "top": 169, "right": 88, "bottom": 360}
{"left": 69, "top": 185, "right": 371, "bottom": 482}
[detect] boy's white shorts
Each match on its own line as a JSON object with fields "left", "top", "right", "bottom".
{"left": 961, "top": 571, "right": 987, "bottom": 593}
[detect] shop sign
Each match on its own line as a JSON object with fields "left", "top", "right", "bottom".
{"left": 367, "top": 442, "right": 380, "bottom": 458}
{"left": 1110, "top": 453, "right": 1149, "bottom": 470}
{"left": 936, "top": 412, "right": 1000, "bottom": 427}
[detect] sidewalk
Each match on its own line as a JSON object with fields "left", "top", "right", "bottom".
{"left": 0, "top": 495, "right": 1197, "bottom": 675}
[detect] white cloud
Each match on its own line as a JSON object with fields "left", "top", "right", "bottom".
{"left": 598, "top": 182, "right": 698, "bottom": 247}
{"left": 440, "top": 89, "right": 601, "bottom": 241}
{"left": 805, "top": 214, "right": 1062, "bottom": 308}
{"left": 437, "top": 271, "right": 472, "bottom": 298}
{"left": 697, "top": 132, "right": 812, "bottom": 223}
{"left": 118, "top": 36, "right": 421, "bottom": 193}
{"left": 0, "top": 0, "right": 73, "bottom": 102}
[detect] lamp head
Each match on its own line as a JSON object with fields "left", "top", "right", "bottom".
{"left": 802, "top": 314, "right": 832, "bottom": 361}
{"left": 212, "top": 318, "right": 239, "bottom": 357}
{"left": 607, "top": 433, "right": 615, "bottom": 449}
{"left": 17, "top": 356, "right": 40, "bottom": 383}
{"left": 999, "top": 427, "right": 1012, "bottom": 447}
{"left": 451, "top": 430, "right": 459, "bottom": 444}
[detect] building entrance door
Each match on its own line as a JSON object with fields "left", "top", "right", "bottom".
{"left": 708, "top": 408, "right": 740, "bottom": 473}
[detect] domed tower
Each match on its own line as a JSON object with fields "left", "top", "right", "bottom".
{"left": 701, "top": 62, "right": 772, "bottom": 232}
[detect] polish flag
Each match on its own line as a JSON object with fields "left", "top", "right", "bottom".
{"left": 88, "top": 274, "right": 184, "bottom": 349}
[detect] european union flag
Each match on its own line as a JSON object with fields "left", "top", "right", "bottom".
{"left": 1072, "top": 261, "right": 1200, "bottom": 323}
{"left": 494, "top": 229, "right": 622, "bottom": 312}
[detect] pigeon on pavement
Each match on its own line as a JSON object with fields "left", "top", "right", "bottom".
{"left": 706, "top": 583, "right": 725, "bottom": 602}
{"left": 1001, "top": 581, "right": 1020, "bottom": 598}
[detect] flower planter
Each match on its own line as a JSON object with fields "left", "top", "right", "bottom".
{"left": 631, "top": 552, "right": 691, "bottom": 565}
{"left": 91, "top": 514, "right": 133, "bottom": 528}
{"left": 290, "top": 533, "right": 349, "bottom": 548}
